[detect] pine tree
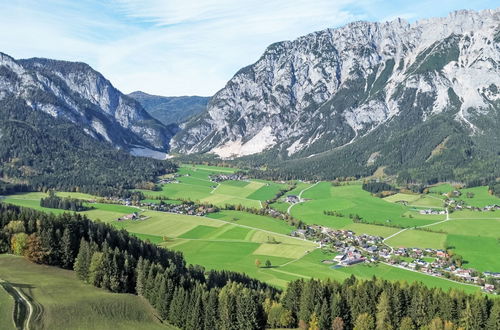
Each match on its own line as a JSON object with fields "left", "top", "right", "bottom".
{"left": 88, "top": 252, "right": 104, "bottom": 287}
{"left": 487, "top": 299, "right": 500, "bottom": 329}
{"left": 204, "top": 288, "right": 219, "bottom": 330}
{"left": 376, "top": 291, "right": 393, "bottom": 330}
{"left": 399, "top": 316, "right": 415, "bottom": 330}
{"left": 73, "top": 239, "right": 91, "bottom": 282}
{"left": 135, "top": 257, "right": 146, "bottom": 296}
{"left": 156, "top": 276, "right": 168, "bottom": 319}
{"left": 353, "top": 313, "right": 375, "bottom": 330}
{"left": 186, "top": 286, "right": 204, "bottom": 330}
{"left": 168, "top": 287, "right": 186, "bottom": 327}
{"left": 308, "top": 312, "right": 319, "bottom": 330}
{"left": 60, "top": 227, "right": 75, "bottom": 269}
{"left": 318, "top": 298, "right": 330, "bottom": 330}
{"left": 219, "top": 283, "right": 238, "bottom": 330}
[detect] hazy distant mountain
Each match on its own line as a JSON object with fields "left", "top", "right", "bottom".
{"left": 172, "top": 9, "right": 500, "bottom": 182}
{"left": 0, "top": 53, "right": 176, "bottom": 153}
{"left": 129, "top": 91, "right": 209, "bottom": 126}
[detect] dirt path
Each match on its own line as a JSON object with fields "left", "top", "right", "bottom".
{"left": 0, "top": 279, "right": 34, "bottom": 330}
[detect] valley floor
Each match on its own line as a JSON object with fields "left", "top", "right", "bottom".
{"left": 2, "top": 165, "right": 498, "bottom": 296}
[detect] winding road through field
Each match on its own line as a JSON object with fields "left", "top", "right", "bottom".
{"left": 286, "top": 182, "right": 320, "bottom": 214}
{"left": 0, "top": 278, "right": 34, "bottom": 330}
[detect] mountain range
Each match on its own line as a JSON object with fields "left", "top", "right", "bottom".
{"left": 172, "top": 8, "right": 500, "bottom": 183}
{"left": 1, "top": 8, "right": 499, "bottom": 184}
{"left": 128, "top": 91, "right": 209, "bottom": 127}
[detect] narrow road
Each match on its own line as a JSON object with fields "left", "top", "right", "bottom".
{"left": 287, "top": 182, "right": 320, "bottom": 214}
{"left": 0, "top": 279, "right": 34, "bottom": 330}
{"left": 384, "top": 208, "right": 449, "bottom": 243}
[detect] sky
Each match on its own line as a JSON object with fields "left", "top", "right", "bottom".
{"left": 0, "top": 1, "right": 498, "bottom": 96}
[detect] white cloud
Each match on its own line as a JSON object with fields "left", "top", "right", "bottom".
{"left": 0, "top": 0, "right": 498, "bottom": 95}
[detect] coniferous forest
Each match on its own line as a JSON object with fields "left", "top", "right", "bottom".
{"left": 1, "top": 203, "right": 499, "bottom": 330}
{"left": 40, "top": 190, "right": 91, "bottom": 211}
{"left": 0, "top": 96, "right": 177, "bottom": 197}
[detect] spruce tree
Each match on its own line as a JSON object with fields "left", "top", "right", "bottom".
{"left": 376, "top": 291, "right": 393, "bottom": 330}
{"left": 353, "top": 313, "right": 375, "bottom": 330}
{"left": 73, "top": 238, "right": 91, "bottom": 282}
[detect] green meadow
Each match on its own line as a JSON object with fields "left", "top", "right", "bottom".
{"left": 138, "top": 165, "right": 287, "bottom": 208}
{"left": 2, "top": 167, "right": 498, "bottom": 291}
{"left": 0, "top": 255, "right": 174, "bottom": 330}
{"left": 385, "top": 229, "right": 448, "bottom": 250}
{"left": 289, "top": 182, "right": 443, "bottom": 228}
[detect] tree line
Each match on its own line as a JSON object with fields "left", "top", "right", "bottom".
{"left": 1, "top": 203, "right": 499, "bottom": 329}
{"left": 40, "top": 191, "right": 91, "bottom": 211}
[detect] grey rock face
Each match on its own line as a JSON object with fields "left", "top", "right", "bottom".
{"left": 172, "top": 9, "right": 500, "bottom": 159}
{"left": 0, "top": 54, "right": 175, "bottom": 151}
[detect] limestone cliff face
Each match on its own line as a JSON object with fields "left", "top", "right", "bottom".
{"left": 0, "top": 53, "right": 176, "bottom": 151}
{"left": 172, "top": 9, "right": 500, "bottom": 159}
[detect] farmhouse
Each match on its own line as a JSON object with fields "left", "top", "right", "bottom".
{"left": 117, "top": 212, "right": 138, "bottom": 221}
{"left": 285, "top": 195, "right": 300, "bottom": 203}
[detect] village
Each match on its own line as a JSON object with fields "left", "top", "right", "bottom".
{"left": 292, "top": 224, "right": 500, "bottom": 294}
{"left": 107, "top": 184, "right": 500, "bottom": 295}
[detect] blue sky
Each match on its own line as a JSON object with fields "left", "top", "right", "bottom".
{"left": 0, "top": 0, "right": 498, "bottom": 96}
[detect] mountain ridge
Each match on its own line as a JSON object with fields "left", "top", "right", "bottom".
{"left": 171, "top": 8, "right": 500, "bottom": 183}
{"left": 128, "top": 91, "right": 209, "bottom": 126}
{"left": 0, "top": 52, "right": 175, "bottom": 153}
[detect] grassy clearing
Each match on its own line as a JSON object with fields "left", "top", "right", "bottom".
{"left": 385, "top": 230, "right": 447, "bottom": 249}
{"left": 384, "top": 193, "right": 421, "bottom": 203}
{"left": 207, "top": 210, "right": 295, "bottom": 235}
{"left": 431, "top": 219, "right": 500, "bottom": 238}
{"left": 112, "top": 211, "right": 223, "bottom": 237}
{"left": 408, "top": 195, "right": 445, "bottom": 208}
{"left": 450, "top": 210, "right": 500, "bottom": 219}
{"left": 0, "top": 255, "right": 173, "bottom": 330}
{"left": 456, "top": 186, "right": 500, "bottom": 208}
{"left": 446, "top": 235, "right": 500, "bottom": 272}
{"left": 247, "top": 182, "right": 290, "bottom": 201}
{"left": 0, "top": 283, "right": 16, "bottom": 330}
{"left": 341, "top": 223, "right": 401, "bottom": 238}
{"left": 180, "top": 164, "right": 237, "bottom": 173}
{"left": 429, "top": 183, "right": 455, "bottom": 194}
{"left": 292, "top": 183, "right": 443, "bottom": 228}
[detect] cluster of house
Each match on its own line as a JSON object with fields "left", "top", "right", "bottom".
{"left": 209, "top": 173, "right": 247, "bottom": 183}
{"left": 332, "top": 247, "right": 366, "bottom": 265}
{"left": 150, "top": 202, "right": 217, "bottom": 217}
{"left": 419, "top": 209, "right": 446, "bottom": 215}
{"left": 453, "top": 203, "right": 500, "bottom": 212}
{"left": 157, "top": 177, "right": 179, "bottom": 184}
{"left": 296, "top": 222, "right": 499, "bottom": 294}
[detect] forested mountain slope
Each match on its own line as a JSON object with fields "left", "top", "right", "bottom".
{"left": 129, "top": 91, "right": 209, "bottom": 126}
{"left": 173, "top": 9, "right": 500, "bottom": 184}
{"left": 0, "top": 95, "right": 176, "bottom": 196}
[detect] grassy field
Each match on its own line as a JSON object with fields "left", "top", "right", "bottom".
{"left": 2, "top": 174, "right": 496, "bottom": 292}
{"left": 446, "top": 235, "right": 500, "bottom": 272}
{"left": 138, "top": 165, "right": 287, "bottom": 208}
{"left": 428, "top": 183, "right": 455, "bottom": 194}
{"left": 341, "top": 223, "right": 401, "bottom": 237}
{"left": 0, "top": 282, "right": 16, "bottom": 330}
{"left": 0, "top": 255, "right": 174, "bottom": 330}
{"left": 291, "top": 183, "right": 443, "bottom": 228}
{"left": 455, "top": 186, "right": 500, "bottom": 207}
{"left": 2, "top": 192, "right": 138, "bottom": 222}
{"left": 207, "top": 210, "right": 295, "bottom": 235}
{"left": 385, "top": 229, "right": 448, "bottom": 250}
